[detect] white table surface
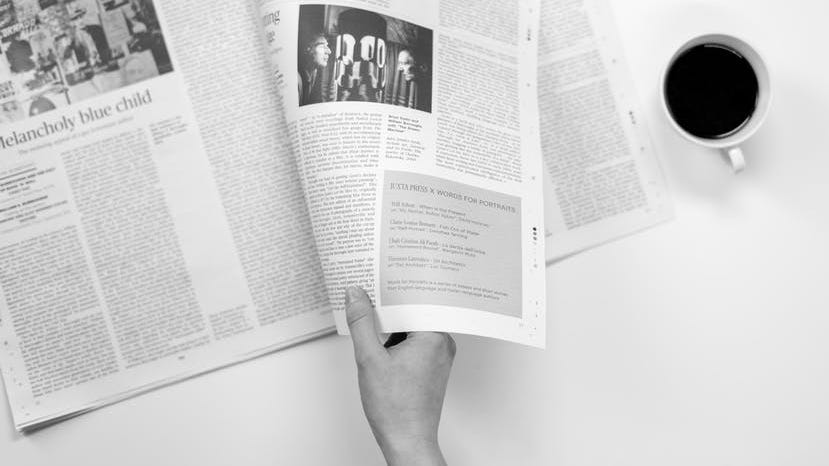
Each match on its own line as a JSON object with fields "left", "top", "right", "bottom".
{"left": 4, "top": 0, "right": 829, "bottom": 464}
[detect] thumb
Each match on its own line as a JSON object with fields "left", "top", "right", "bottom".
{"left": 344, "top": 286, "right": 385, "bottom": 361}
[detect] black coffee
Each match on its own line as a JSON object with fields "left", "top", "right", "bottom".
{"left": 665, "top": 43, "right": 759, "bottom": 139}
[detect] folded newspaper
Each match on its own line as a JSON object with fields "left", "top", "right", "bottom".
{"left": 0, "top": 0, "right": 670, "bottom": 431}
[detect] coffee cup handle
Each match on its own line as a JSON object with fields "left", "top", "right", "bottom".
{"left": 725, "top": 147, "right": 746, "bottom": 173}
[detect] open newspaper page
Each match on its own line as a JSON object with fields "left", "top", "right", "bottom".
{"left": 0, "top": 0, "right": 331, "bottom": 431}
{"left": 539, "top": 0, "right": 673, "bottom": 262}
{"left": 260, "top": 0, "right": 546, "bottom": 346}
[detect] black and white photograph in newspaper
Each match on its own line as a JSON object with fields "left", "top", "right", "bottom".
{"left": 297, "top": 4, "right": 433, "bottom": 112}
{"left": 0, "top": 0, "right": 172, "bottom": 123}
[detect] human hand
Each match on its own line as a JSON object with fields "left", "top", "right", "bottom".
{"left": 345, "top": 286, "right": 456, "bottom": 466}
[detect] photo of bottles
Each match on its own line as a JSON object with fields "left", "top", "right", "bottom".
{"left": 298, "top": 5, "right": 433, "bottom": 113}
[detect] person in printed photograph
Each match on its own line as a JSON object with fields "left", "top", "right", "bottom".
{"left": 298, "top": 31, "right": 332, "bottom": 106}
{"left": 393, "top": 48, "right": 425, "bottom": 109}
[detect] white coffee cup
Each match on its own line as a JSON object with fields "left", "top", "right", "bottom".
{"left": 661, "top": 34, "right": 772, "bottom": 173}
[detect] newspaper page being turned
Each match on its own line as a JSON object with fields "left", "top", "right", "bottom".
{"left": 260, "top": 0, "right": 547, "bottom": 346}
{"left": 0, "top": 0, "right": 332, "bottom": 431}
{"left": 538, "top": 0, "right": 673, "bottom": 262}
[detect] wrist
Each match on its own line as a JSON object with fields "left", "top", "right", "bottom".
{"left": 379, "top": 435, "right": 446, "bottom": 466}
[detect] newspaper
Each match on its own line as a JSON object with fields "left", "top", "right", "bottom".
{"left": 0, "top": 0, "right": 669, "bottom": 431}
{"left": 258, "top": 0, "right": 546, "bottom": 345}
{"left": 539, "top": 0, "right": 672, "bottom": 261}
{"left": 0, "top": 0, "right": 546, "bottom": 431}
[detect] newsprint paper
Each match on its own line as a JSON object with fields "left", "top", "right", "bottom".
{"left": 539, "top": 0, "right": 672, "bottom": 261}
{"left": 0, "top": 0, "right": 546, "bottom": 431}
{"left": 0, "top": 0, "right": 667, "bottom": 431}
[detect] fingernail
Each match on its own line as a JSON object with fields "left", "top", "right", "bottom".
{"left": 345, "top": 286, "right": 361, "bottom": 306}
